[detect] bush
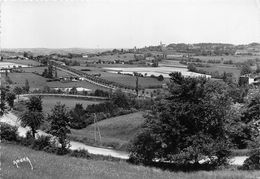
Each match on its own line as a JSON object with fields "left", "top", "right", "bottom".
{"left": 69, "top": 149, "right": 91, "bottom": 158}
{"left": 242, "top": 149, "right": 260, "bottom": 170}
{"left": 32, "top": 135, "right": 51, "bottom": 150}
{"left": 0, "top": 122, "right": 18, "bottom": 141}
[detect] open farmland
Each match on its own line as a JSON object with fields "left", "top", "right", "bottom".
{"left": 86, "top": 53, "right": 135, "bottom": 62}
{"left": 3, "top": 59, "right": 42, "bottom": 66}
{"left": 193, "top": 55, "right": 260, "bottom": 63}
{"left": 42, "top": 96, "right": 102, "bottom": 114}
{"left": 71, "top": 66, "right": 165, "bottom": 89}
{"left": 2, "top": 143, "right": 260, "bottom": 179}
{"left": 6, "top": 70, "right": 109, "bottom": 91}
{"left": 70, "top": 112, "right": 146, "bottom": 150}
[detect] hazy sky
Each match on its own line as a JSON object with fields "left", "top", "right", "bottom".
{"left": 1, "top": 0, "right": 260, "bottom": 48}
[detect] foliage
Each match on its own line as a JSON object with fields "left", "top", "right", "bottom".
{"left": 157, "top": 75, "right": 164, "bottom": 81}
{"left": 129, "top": 72, "right": 233, "bottom": 168}
{"left": 19, "top": 111, "right": 44, "bottom": 138}
{"left": 69, "top": 149, "right": 91, "bottom": 158}
{"left": 111, "top": 89, "right": 131, "bottom": 109}
{"left": 240, "top": 63, "right": 252, "bottom": 76}
{"left": 0, "top": 122, "right": 18, "bottom": 141}
{"left": 48, "top": 103, "right": 71, "bottom": 151}
{"left": 23, "top": 79, "right": 30, "bottom": 93}
{"left": 13, "top": 86, "right": 23, "bottom": 101}
{"left": 31, "top": 135, "right": 52, "bottom": 150}
{"left": 242, "top": 149, "right": 260, "bottom": 170}
{"left": 0, "top": 86, "right": 7, "bottom": 116}
{"left": 6, "top": 92, "right": 16, "bottom": 108}
{"left": 234, "top": 94, "right": 260, "bottom": 148}
{"left": 26, "top": 95, "right": 43, "bottom": 112}
{"left": 69, "top": 103, "right": 88, "bottom": 129}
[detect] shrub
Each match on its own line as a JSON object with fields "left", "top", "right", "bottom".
{"left": 69, "top": 149, "right": 91, "bottom": 158}
{"left": 242, "top": 149, "right": 260, "bottom": 170}
{"left": 0, "top": 122, "right": 18, "bottom": 141}
{"left": 32, "top": 135, "right": 51, "bottom": 150}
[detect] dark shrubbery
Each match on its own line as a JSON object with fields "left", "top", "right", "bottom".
{"left": 0, "top": 122, "right": 18, "bottom": 141}
{"left": 69, "top": 149, "right": 91, "bottom": 158}
{"left": 242, "top": 149, "right": 260, "bottom": 170}
{"left": 32, "top": 135, "right": 52, "bottom": 150}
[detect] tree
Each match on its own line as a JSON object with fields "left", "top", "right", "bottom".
{"left": 187, "top": 63, "right": 197, "bottom": 72}
{"left": 26, "top": 95, "right": 43, "bottom": 112}
{"left": 240, "top": 63, "right": 252, "bottom": 76}
{"left": 129, "top": 72, "right": 233, "bottom": 167}
{"left": 70, "top": 86, "right": 77, "bottom": 95}
{"left": 6, "top": 92, "right": 16, "bottom": 109}
{"left": 13, "top": 86, "right": 23, "bottom": 101}
{"left": 69, "top": 103, "right": 87, "bottom": 129}
{"left": 23, "top": 79, "right": 30, "bottom": 93}
{"left": 0, "top": 86, "right": 7, "bottom": 116}
{"left": 157, "top": 75, "right": 164, "bottom": 81}
{"left": 19, "top": 94, "right": 44, "bottom": 138}
{"left": 19, "top": 111, "right": 44, "bottom": 138}
{"left": 112, "top": 89, "right": 130, "bottom": 109}
{"left": 48, "top": 103, "right": 71, "bottom": 151}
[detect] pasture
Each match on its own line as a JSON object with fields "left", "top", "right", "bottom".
{"left": 72, "top": 66, "right": 165, "bottom": 89}
{"left": 2, "top": 143, "right": 260, "bottom": 179}
{"left": 41, "top": 96, "right": 102, "bottom": 114}
{"left": 3, "top": 59, "right": 42, "bottom": 66}
{"left": 70, "top": 112, "right": 146, "bottom": 150}
{"left": 6, "top": 71, "right": 109, "bottom": 91}
{"left": 193, "top": 55, "right": 260, "bottom": 63}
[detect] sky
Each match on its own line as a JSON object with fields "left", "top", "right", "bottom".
{"left": 1, "top": 0, "right": 260, "bottom": 48}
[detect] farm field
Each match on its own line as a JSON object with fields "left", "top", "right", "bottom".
{"left": 193, "top": 55, "right": 260, "bottom": 63}
{"left": 1, "top": 143, "right": 260, "bottom": 179}
{"left": 72, "top": 66, "right": 166, "bottom": 89}
{"left": 41, "top": 96, "right": 102, "bottom": 114}
{"left": 3, "top": 59, "right": 42, "bottom": 66}
{"left": 70, "top": 112, "right": 146, "bottom": 150}
{"left": 104, "top": 66, "right": 211, "bottom": 78}
{"left": 197, "top": 66, "right": 241, "bottom": 81}
{"left": 6, "top": 71, "right": 109, "bottom": 91}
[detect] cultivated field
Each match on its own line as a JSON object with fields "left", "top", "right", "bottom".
{"left": 193, "top": 55, "right": 260, "bottom": 63}
{"left": 72, "top": 66, "right": 165, "bottom": 89}
{"left": 1, "top": 143, "right": 259, "bottom": 179}
{"left": 6, "top": 71, "right": 109, "bottom": 91}
{"left": 70, "top": 112, "right": 146, "bottom": 150}
{"left": 3, "top": 59, "right": 42, "bottom": 66}
{"left": 41, "top": 96, "right": 102, "bottom": 114}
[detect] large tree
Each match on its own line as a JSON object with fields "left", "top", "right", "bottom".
{"left": 19, "top": 111, "right": 44, "bottom": 138}
{"left": 48, "top": 103, "right": 71, "bottom": 151}
{"left": 19, "top": 95, "right": 44, "bottom": 138}
{"left": 129, "top": 72, "right": 233, "bottom": 166}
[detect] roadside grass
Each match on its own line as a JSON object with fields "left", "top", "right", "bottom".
{"left": 1, "top": 143, "right": 260, "bottom": 179}
{"left": 69, "top": 112, "right": 146, "bottom": 150}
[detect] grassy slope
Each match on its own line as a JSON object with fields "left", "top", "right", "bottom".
{"left": 1, "top": 143, "right": 260, "bottom": 179}
{"left": 70, "top": 112, "right": 146, "bottom": 150}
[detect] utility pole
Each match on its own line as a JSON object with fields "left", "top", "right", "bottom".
{"left": 93, "top": 114, "right": 102, "bottom": 144}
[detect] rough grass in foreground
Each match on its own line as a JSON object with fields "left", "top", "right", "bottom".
{"left": 69, "top": 112, "right": 146, "bottom": 150}
{"left": 1, "top": 143, "right": 260, "bottom": 179}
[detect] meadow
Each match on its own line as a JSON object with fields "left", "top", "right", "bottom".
{"left": 41, "top": 96, "right": 102, "bottom": 114}
{"left": 193, "top": 55, "right": 260, "bottom": 63}
{"left": 2, "top": 59, "right": 42, "bottom": 66}
{"left": 1, "top": 143, "right": 259, "bottom": 179}
{"left": 70, "top": 112, "right": 146, "bottom": 150}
